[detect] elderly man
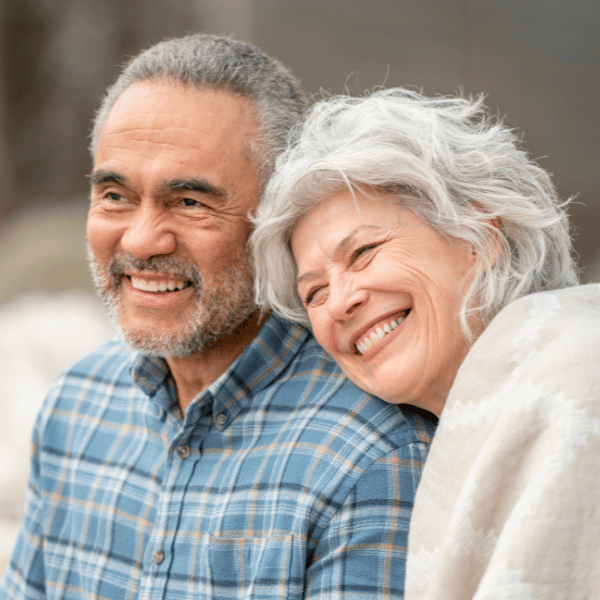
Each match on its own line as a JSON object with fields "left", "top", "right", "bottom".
{"left": 0, "top": 35, "right": 436, "bottom": 599}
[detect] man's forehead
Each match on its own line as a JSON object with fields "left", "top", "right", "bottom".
{"left": 99, "top": 81, "right": 259, "bottom": 148}
{"left": 92, "top": 81, "right": 262, "bottom": 207}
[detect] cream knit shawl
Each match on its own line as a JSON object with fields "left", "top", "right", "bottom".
{"left": 406, "top": 284, "right": 600, "bottom": 600}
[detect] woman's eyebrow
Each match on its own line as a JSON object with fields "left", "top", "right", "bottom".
{"left": 333, "top": 225, "right": 383, "bottom": 259}
{"left": 296, "top": 270, "right": 320, "bottom": 286}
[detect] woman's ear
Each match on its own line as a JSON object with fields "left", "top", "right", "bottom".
{"left": 486, "top": 216, "right": 502, "bottom": 264}
{"left": 469, "top": 202, "right": 503, "bottom": 265}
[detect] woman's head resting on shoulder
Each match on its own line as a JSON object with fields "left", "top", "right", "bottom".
{"left": 250, "top": 88, "right": 578, "bottom": 416}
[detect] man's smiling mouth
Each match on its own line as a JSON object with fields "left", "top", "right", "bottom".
{"left": 354, "top": 309, "right": 410, "bottom": 355}
{"left": 129, "top": 276, "right": 192, "bottom": 293}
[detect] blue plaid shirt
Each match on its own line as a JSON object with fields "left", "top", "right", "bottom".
{"left": 1, "top": 314, "right": 436, "bottom": 599}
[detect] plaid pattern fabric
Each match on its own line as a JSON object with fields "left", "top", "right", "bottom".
{"left": 1, "top": 314, "right": 436, "bottom": 600}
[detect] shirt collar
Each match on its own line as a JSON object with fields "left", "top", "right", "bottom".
{"left": 212, "top": 312, "right": 309, "bottom": 389}
{"left": 131, "top": 353, "right": 171, "bottom": 396}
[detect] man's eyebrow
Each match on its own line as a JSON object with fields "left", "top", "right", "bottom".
{"left": 89, "top": 172, "right": 228, "bottom": 200}
{"left": 162, "top": 178, "right": 227, "bottom": 198}
{"left": 89, "top": 170, "right": 130, "bottom": 188}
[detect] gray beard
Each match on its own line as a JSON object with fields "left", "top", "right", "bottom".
{"left": 86, "top": 243, "right": 256, "bottom": 358}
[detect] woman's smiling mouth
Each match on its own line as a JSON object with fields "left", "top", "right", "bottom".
{"left": 354, "top": 309, "right": 410, "bottom": 355}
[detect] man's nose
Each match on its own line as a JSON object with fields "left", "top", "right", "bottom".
{"left": 120, "top": 204, "right": 177, "bottom": 259}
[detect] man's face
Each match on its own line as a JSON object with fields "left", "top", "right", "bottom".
{"left": 87, "top": 82, "right": 261, "bottom": 357}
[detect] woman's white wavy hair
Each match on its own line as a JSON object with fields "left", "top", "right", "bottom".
{"left": 250, "top": 88, "right": 578, "bottom": 340}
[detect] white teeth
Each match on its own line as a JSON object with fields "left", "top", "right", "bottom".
{"left": 355, "top": 314, "right": 407, "bottom": 355}
{"left": 130, "top": 277, "right": 188, "bottom": 292}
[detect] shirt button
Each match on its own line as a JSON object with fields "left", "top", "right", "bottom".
{"left": 175, "top": 445, "right": 191, "bottom": 458}
{"left": 216, "top": 412, "right": 227, "bottom": 426}
{"left": 152, "top": 549, "right": 165, "bottom": 564}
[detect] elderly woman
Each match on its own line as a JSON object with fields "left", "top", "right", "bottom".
{"left": 251, "top": 88, "right": 600, "bottom": 599}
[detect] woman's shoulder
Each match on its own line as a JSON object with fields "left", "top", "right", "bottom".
{"left": 474, "top": 283, "right": 600, "bottom": 379}
{"left": 487, "top": 283, "right": 600, "bottom": 336}
{"left": 441, "top": 283, "right": 600, "bottom": 429}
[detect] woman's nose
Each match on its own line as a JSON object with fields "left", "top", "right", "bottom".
{"left": 326, "top": 281, "right": 368, "bottom": 321}
{"left": 120, "top": 204, "right": 177, "bottom": 259}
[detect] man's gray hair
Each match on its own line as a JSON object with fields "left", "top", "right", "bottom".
{"left": 90, "top": 34, "right": 306, "bottom": 188}
{"left": 251, "top": 87, "right": 578, "bottom": 339}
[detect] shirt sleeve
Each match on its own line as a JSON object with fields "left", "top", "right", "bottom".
{"left": 0, "top": 420, "right": 47, "bottom": 599}
{"left": 306, "top": 440, "right": 430, "bottom": 599}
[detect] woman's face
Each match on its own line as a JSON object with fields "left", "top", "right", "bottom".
{"left": 291, "top": 188, "right": 479, "bottom": 416}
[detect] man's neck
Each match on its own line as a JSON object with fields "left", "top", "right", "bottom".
{"left": 166, "top": 310, "right": 268, "bottom": 414}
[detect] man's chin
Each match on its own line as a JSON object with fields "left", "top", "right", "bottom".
{"left": 101, "top": 295, "right": 199, "bottom": 355}
{"left": 114, "top": 312, "right": 251, "bottom": 359}
{"left": 118, "top": 327, "right": 203, "bottom": 358}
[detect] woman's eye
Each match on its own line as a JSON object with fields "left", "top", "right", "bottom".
{"left": 352, "top": 244, "right": 378, "bottom": 261}
{"left": 303, "top": 286, "right": 326, "bottom": 306}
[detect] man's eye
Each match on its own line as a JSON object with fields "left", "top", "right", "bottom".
{"left": 105, "top": 192, "right": 126, "bottom": 202}
{"left": 181, "top": 197, "right": 209, "bottom": 209}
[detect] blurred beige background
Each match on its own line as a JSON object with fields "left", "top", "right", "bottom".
{"left": 0, "top": 0, "right": 599, "bottom": 560}
{"left": 2, "top": 0, "right": 599, "bottom": 301}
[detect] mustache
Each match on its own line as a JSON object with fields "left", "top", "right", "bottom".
{"left": 109, "top": 253, "right": 204, "bottom": 289}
